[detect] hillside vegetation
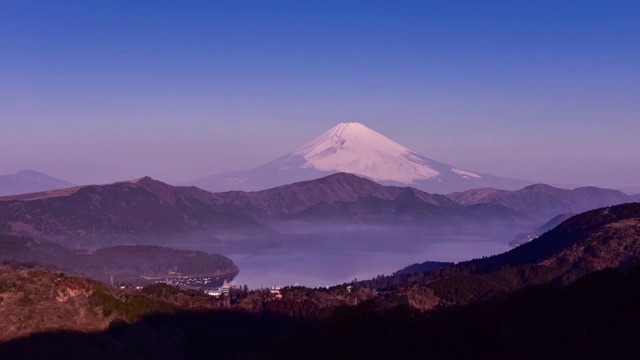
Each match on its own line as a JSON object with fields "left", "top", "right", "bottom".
{"left": 0, "top": 264, "right": 236, "bottom": 342}
{"left": 1, "top": 263, "right": 639, "bottom": 359}
{"left": 0, "top": 236, "right": 239, "bottom": 286}
{"left": 0, "top": 203, "right": 639, "bottom": 359}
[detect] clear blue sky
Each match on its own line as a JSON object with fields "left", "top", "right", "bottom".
{"left": 1, "top": 1, "right": 638, "bottom": 188}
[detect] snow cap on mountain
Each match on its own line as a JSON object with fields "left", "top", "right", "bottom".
{"left": 184, "top": 122, "right": 534, "bottom": 193}
{"left": 293, "top": 122, "right": 440, "bottom": 183}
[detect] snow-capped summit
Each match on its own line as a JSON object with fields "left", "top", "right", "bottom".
{"left": 185, "top": 123, "right": 531, "bottom": 193}
{"left": 293, "top": 122, "right": 440, "bottom": 183}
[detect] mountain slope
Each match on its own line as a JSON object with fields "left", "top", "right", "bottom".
{"left": 211, "top": 172, "right": 457, "bottom": 217}
{"left": 185, "top": 123, "right": 532, "bottom": 193}
{"left": 2, "top": 206, "right": 640, "bottom": 359}
{"left": 0, "top": 264, "right": 235, "bottom": 342}
{"left": 447, "top": 183, "right": 632, "bottom": 222}
{"left": 0, "top": 235, "right": 239, "bottom": 286}
{"left": 273, "top": 265, "right": 640, "bottom": 360}
{"left": 0, "top": 178, "right": 275, "bottom": 249}
{"left": 329, "top": 203, "right": 640, "bottom": 313}
{"left": 0, "top": 170, "right": 75, "bottom": 196}
{"left": 0, "top": 266, "right": 117, "bottom": 341}
{"left": 208, "top": 173, "right": 527, "bottom": 228}
{"left": 1, "top": 265, "right": 640, "bottom": 359}
{"left": 1, "top": 173, "right": 631, "bottom": 252}
{"left": 481, "top": 203, "right": 640, "bottom": 272}
{"left": 509, "top": 212, "right": 576, "bottom": 246}
{"left": 0, "top": 174, "right": 531, "bottom": 252}
{"left": 622, "top": 187, "right": 640, "bottom": 195}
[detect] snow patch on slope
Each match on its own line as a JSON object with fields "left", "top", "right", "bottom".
{"left": 451, "top": 168, "right": 481, "bottom": 179}
{"left": 293, "top": 123, "right": 440, "bottom": 183}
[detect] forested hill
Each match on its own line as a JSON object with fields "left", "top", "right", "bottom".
{"left": 378, "top": 203, "right": 640, "bottom": 309}
{"left": 1, "top": 204, "right": 640, "bottom": 358}
{"left": 0, "top": 236, "right": 239, "bottom": 286}
{"left": 459, "top": 202, "right": 640, "bottom": 274}
{"left": 1, "top": 262, "right": 640, "bottom": 359}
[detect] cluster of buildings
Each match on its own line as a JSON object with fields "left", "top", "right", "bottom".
{"left": 270, "top": 285, "right": 283, "bottom": 299}
{"left": 154, "top": 276, "right": 221, "bottom": 288}
{"left": 204, "top": 279, "right": 236, "bottom": 297}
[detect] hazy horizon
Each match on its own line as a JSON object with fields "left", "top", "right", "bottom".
{"left": 2, "top": 1, "right": 638, "bottom": 189}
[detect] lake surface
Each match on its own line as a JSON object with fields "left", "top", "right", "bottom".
{"left": 228, "top": 235, "right": 512, "bottom": 289}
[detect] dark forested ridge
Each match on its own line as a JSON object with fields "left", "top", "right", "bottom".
{"left": 462, "top": 202, "right": 640, "bottom": 273}
{"left": 510, "top": 212, "right": 576, "bottom": 246}
{"left": 269, "top": 203, "right": 640, "bottom": 311}
{"left": 376, "top": 203, "right": 640, "bottom": 308}
{"left": 355, "top": 261, "right": 454, "bottom": 290}
{"left": 270, "top": 265, "right": 640, "bottom": 360}
{"left": 1, "top": 264, "right": 640, "bottom": 359}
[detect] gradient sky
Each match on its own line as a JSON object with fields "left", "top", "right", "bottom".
{"left": 1, "top": 1, "right": 638, "bottom": 189}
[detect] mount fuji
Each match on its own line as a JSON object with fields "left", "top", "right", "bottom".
{"left": 186, "top": 123, "right": 532, "bottom": 193}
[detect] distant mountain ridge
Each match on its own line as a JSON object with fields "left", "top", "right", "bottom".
{"left": 446, "top": 183, "right": 632, "bottom": 221}
{"left": 1, "top": 173, "right": 635, "bottom": 252}
{"left": 209, "top": 172, "right": 458, "bottom": 217}
{"left": 0, "top": 170, "right": 75, "bottom": 196}
{"left": 185, "top": 122, "right": 533, "bottom": 193}
{"left": 0, "top": 174, "right": 525, "bottom": 250}
{"left": 0, "top": 177, "right": 274, "bottom": 249}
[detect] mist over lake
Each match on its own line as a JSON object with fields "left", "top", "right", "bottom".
{"left": 225, "top": 233, "right": 513, "bottom": 289}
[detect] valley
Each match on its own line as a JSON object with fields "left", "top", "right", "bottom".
{"left": 0, "top": 203, "right": 639, "bottom": 358}
{"left": 3, "top": 2, "right": 637, "bottom": 358}
{"left": 0, "top": 171, "right": 635, "bottom": 290}
{"left": 0, "top": 162, "right": 637, "bottom": 358}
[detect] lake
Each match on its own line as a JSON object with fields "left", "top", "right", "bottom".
{"left": 227, "top": 234, "right": 512, "bottom": 289}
